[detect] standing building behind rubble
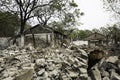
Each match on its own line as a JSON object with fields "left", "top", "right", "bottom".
{"left": 85, "top": 32, "right": 106, "bottom": 48}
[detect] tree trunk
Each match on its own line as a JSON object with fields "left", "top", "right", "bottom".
{"left": 20, "top": 20, "right": 25, "bottom": 47}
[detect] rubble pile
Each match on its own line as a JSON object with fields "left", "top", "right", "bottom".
{"left": 0, "top": 44, "right": 120, "bottom": 80}
{"left": 88, "top": 55, "right": 120, "bottom": 80}
{"left": 0, "top": 45, "right": 88, "bottom": 80}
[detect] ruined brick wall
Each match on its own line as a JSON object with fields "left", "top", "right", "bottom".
{"left": 0, "top": 37, "right": 10, "bottom": 49}
{"left": 25, "top": 33, "right": 52, "bottom": 47}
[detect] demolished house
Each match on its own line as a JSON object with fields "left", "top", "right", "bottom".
{"left": 5, "top": 24, "right": 71, "bottom": 48}
{"left": 24, "top": 24, "right": 53, "bottom": 47}
{"left": 24, "top": 24, "right": 69, "bottom": 47}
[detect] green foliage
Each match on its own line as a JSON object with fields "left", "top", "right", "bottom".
{"left": 108, "top": 24, "right": 120, "bottom": 45}
{"left": 69, "top": 2, "right": 78, "bottom": 7}
{"left": 94, "top": 24, "right": 120, "bottom": 46}
{"left": 92, "top": 28, "right": 100, "bottom": 33}
{"left": 50, "top": 0, "right": 65, "bottom": 11}
{"left": 69, "top": 29, "right": 78, "bottom": 40}
{"left": 0, "top": 12, "right": 20, "bottom": 37}
{"left": 78, "top": 30, "right": 88, "bottom": 39}
{"left": 36, "top": 0, "right": 82, "bottom": 30}
{"left": 70, "top": 29, "right": 91, "bottom": 40}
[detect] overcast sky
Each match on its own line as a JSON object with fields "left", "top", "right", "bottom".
{"left": 75, "top": 0, "right": 112, "bottom": 30}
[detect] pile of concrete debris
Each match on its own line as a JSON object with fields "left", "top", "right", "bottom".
{"left": 0, "top": 44, "right": 120, "bottom": 80}
{"left": 0, "top": 45, "right": 88, "bottom": 80}
{"left": 88, "top": 51, "right": 120, "bottom": 80}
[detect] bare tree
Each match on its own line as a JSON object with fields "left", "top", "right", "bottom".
{"left": 0, "top": 0, "right": 52, "bottom": 47}
{"left": 103, "top": 0, "right": 120, "bottom": 20}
